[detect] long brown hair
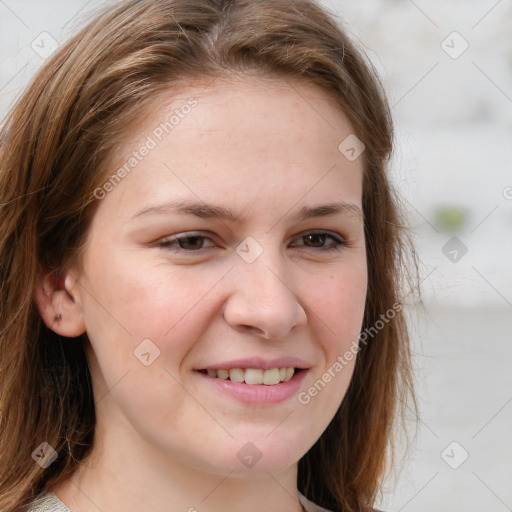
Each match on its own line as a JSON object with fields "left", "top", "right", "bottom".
{"left": 0, "top": 1, "right": 418, "bottom": 510}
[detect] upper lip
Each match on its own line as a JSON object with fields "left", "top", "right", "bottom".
{"left": 196, "top": 357, "right": 311, "bottom": 371}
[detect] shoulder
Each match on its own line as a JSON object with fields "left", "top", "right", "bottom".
{"left": 27, "top": 490, "right": 386, "bottom": 512}
{"left": 26, "top": 492, "right": 71, "bottom": 512}
{"left": 298, "top": 492, "right": 334, "bottom": 512}
{"left": 298, "top": 492, "right": 386, "bottom": 512}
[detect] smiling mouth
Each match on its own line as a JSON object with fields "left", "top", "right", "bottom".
{"left": 197, "top": 367, "right": 301, "bottom": 385}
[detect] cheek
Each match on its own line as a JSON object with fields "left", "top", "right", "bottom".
{"left": 306, "top": 264, "right": 367, "bottom": 347}
{"left": 79, "top": 257, "right": 221, "bottom": 426}
{"left": 80, "top": 253, "right": 225, "bottom": 369}
{"left": 298, "top": 262, "right": 366, "bottom": 401}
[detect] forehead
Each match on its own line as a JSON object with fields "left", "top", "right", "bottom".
{"left": 113, "top": 75, "right": 359, "bottom": 162}
{"left": 98, "top": 76, "right": 364, "bottom": 220}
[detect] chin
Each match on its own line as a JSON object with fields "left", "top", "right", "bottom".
{"left": 228, "top": 436, "right": 305, "bottom": 475}
{"left": 180, "top": 441, "right": 301, "bottom": 477}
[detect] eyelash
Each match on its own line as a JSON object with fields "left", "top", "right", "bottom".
{"left": 156, "top": 231, "right": 346, "bottom": 254}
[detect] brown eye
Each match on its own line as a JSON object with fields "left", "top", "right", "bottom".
{"left": 176, "top": 236, "right": 205, "bottom": 250}
{"left": 303, "top": 233, "right": 327, "bottom": 247}
{"left": 158, "top": 233, "right": 216, "bottom": 252}
{"left": 292, "top": 231, "right": 346, "bottom": 251}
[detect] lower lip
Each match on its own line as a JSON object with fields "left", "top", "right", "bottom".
{"left": 195, "top": 369, "right": 308, "bottom": 405}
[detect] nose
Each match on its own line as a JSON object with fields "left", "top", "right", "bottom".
{"left": 223, "top": 252, "right": 307, "bottom": 340}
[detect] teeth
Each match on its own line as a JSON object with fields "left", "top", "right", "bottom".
{"left": 263, "top": 368, "right": 280, "bottom": 385}
{"left": 245, "top": 368, "right": 263, "bottom": 385}
{"left": 228, "top": 368, "right": 245, "bottom": 383}
{"left": 204, "top": 367, "right": 296, "bottom": 385}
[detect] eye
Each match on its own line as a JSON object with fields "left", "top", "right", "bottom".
{"left": 291, "top": 231, "right": 346, "bottom": 251}
{"left": 157, "top": 232, "right": 216, "bottom": 253}
{"left": 156, "top": 230, "right": 346, "bottom": 254}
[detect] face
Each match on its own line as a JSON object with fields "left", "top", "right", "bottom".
{"left": 67, "top": 77, "right": 367, "bottom": 476}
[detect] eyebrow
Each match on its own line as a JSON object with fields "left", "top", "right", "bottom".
{"left": 131, "top": 199, "right": 363, "bottom": 222}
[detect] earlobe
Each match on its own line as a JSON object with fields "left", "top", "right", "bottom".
{"left": 34, "top": 270, "right": 86, "bottom": 337}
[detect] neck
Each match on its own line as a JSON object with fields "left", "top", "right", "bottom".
{"left": 49, "top": 413, "right": 305, "bottom": 512}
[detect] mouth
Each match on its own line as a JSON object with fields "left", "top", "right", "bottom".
{"left": 195, "top": 366, "right": 308, "bottom": 404}
{"left": 196, "top": 367, "right": 302, "bottom": 385}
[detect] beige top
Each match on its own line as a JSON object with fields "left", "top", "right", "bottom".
{"left": 27, "top": 490, "right": 333, "bottom": 512}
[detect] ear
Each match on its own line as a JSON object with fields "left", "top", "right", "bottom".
{"left": 34, "top": 268, "right": 86, "bottom": 337}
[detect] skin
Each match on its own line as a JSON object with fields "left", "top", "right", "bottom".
{"left": 36, "top": 75, "right": 367, "bottom": 512}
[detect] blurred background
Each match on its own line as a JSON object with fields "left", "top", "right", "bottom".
{"left": 1, "top": 1, "right": 511, "bottom": 510}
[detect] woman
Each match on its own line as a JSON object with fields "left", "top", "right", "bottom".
{"left": 0, "top": 1, "right": 417, "bottom": 511}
